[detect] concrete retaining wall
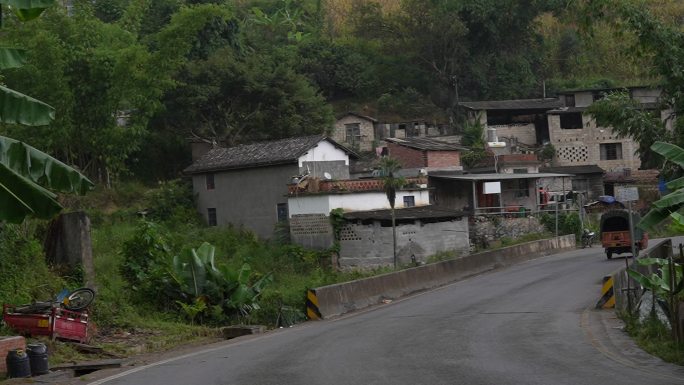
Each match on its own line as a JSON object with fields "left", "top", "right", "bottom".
{"left": 313, "top": 234, "right": 575, "bottom": 319}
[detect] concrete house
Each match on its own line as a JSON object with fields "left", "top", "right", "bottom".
{"left": 459, "top": 98, "right": 563, "bottom": 148}
{"left": 287, "top": 177, "right": 431, "bottom": 250}
{"left": 429, "top": 171, "right": 573, "bottom": 215}
{"left": 183, "top": 135, "right": 355, "bottom": 238}
{"left": 539, "top": 165, "right": 605, "bottom": 201}
{"left": 339, "top": 206, "right": 468, "bottom": 269}
{"left": 459, "top": 86, "right": 665, "bottom": 174}
{"left": 547, "top": 87, "right": 663, "bottom": 172}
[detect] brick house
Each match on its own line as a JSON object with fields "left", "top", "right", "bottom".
{"left": 385, "top": 137, "right": 466, "bottom": 170}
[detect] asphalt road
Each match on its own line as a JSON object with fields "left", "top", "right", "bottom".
{"left": 89, "top": 239, "right": 684, "bottom": 385}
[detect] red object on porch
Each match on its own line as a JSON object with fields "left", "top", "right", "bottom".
{"left": 2, "top": 304, "right": 89, "bottom": 343}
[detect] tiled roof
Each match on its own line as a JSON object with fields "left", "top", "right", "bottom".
{"left": 184, "top": 135, "right": 351, "bottom": 174}
{"left": 385, "top": 137, "right": 468, "bottom": 151}
{"left": 540, "top": 165, "right": 605, "bottom": 175}
{"left": 336, "top": 112, "right": 378, "bottom": 122}
{"left": 458, "top": 98, "right": 562, "bottom": 111}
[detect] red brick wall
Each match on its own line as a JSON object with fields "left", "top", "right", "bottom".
{"left": 387, "top": 142, "right": 427, "bottom": 168}
{"left": 426, "top": 151, "right": 461, "bottom": 168}
{"left": 0, "top": 336, "right": 26, "bottom": 374}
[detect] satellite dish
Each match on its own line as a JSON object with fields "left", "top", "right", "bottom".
{"left": 323, "top": 172, "right": 332, "bottom": 180}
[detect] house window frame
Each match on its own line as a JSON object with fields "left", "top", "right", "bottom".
{"left": 206, "top": 173, "right": 215, "bottom": 190}
{"left": 403, "top": 196, "right": 416, "bottom": 208}
{"left": 565, "top": 94, "right": 575, "bottom": 107}
{"left": 559, "top": 112, "right": 583, "bottom": 129}
{"left": 207, "top": 208, "right": 217, "bottom": 226}
{"left": 600, "top": 143, "right": 623, "bottom": 160}
{"left": 345, "top": 123, "right": 361, "bottom": 145}
{"left": 276, "top": 203, "right": 288, "bottom": 222}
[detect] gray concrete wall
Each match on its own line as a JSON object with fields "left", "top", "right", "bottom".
{"left": 290, "top": 214, "right": 335, "bottom": 250}
{"left": 301, "top": 160, "right": 349, "bottom": 180}
{"left": 193, "top": 163, "right": 299, "bottom": 239}
{"left": 314, "top": 235, "right": 575, "bottom": 318}
{"left": 338, "top": 218, "right": 470, "bottom": 269}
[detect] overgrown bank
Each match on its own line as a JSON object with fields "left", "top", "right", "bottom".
{"left": 0, "top": 181, "right": 380, "bottom": 362}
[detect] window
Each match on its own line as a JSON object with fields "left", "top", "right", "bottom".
{"left": 565, "top": 94, "right": 575, "bottom": 107}
{"left": 513, "top": 168, "right": 528, "bottom": 174}
{"left": 207, "top": 208, "right": 217, "bottom": 226}
{"left": 600, "top": 143, "right": 623, "bottom": 160}
{"left": 276, "top": 203, "right": 288, "bottom": 222}
{"left": 206, "top": 173, "right": 215, "bottom": 190}
{"left": 572, "top": 178, "right": 589, "bottom": 192}
{"left": 403, "top": 196, "right": 415, "bottom": 208}
{"left": 345, "top": 123, "right": 361, "bottom": 145}
{"left": 515, "top": 179, "right": 529, "bottom": 198}
{"left": 560, "top": 112, "right": 583, "bottom": 129}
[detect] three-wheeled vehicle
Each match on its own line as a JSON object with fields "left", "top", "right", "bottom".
{"left": 600, "top": 210, "right": 648, "bottom": 259}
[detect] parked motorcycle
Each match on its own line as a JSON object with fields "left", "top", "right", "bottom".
{"left": 581, "top": 229, "right": 596, "bottom": 248}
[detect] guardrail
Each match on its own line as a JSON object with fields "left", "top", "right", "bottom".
{"left": 307, "top": 234, "right": 575, "bottom": 319}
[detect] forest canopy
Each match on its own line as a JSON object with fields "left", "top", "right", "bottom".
{"left": 0, "top": 0, "right": 677, "bottom": 182}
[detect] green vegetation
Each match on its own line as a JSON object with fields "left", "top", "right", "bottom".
{"left": 539, "top": 212, "right": 582, "bottom": 240}
{"left": 623, "top": 315, "right": 684, "bottom": 365}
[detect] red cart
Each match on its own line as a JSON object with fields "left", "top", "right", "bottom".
{"left": 3, "top": 304, "right": 89, "bottom": 343}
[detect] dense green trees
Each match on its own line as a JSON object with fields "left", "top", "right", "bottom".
{"left": 0, "top": 0, "right": 675, "bottom": 183}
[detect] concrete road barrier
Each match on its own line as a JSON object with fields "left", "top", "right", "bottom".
{"left": 310, "top": 235, "right": 575, "bottom": 319}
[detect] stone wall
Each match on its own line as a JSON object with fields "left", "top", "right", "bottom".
{"left": 469, "top": 216, "right": 547, "bottom": 248}
{"left": 333, "top": 115, "right": 376, "bottom": 152}
{"left": 339, "top": 218, "right": 470, "bottom": 269}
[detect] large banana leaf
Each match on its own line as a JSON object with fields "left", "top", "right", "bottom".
{"left": 639, "top": 206, "right": 679, "bottom": 230}
{"left": 0, "top": 0, "right": 55, "bottom": 21}
{"left": 0, "top": 48, "right": 25, "bottom": 70}
{"left": 653, "top": 189, "right": 684, "bottom": 209}
{"left": 0, "top": 136, "right": 92, "bottom": 222}
{"left": 0, "top": 162, "right": 61, "bottom": 222}
{"left": 666, "top": 176, "right": 684, "bottom": 190}
{"left": 0, "top": 136, "right": 93, "bottom": 194}
{"left": 0, "top": 85, "right": 55, "bottom": 126}
{"left": 651, "top": 142, "right": 684, "bottom": 169}
{"left": 638, "top": 141, "right": 684, "bottom": 230}
{"left": 0, "top": 0, "right": 54, "bottom": 8}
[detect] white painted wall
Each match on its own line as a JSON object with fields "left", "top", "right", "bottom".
{"left": 288, "top": 190, "right": 431, "bottom": 217}
{"left": 298, "top": 139, "right": 349, "bottom": 167}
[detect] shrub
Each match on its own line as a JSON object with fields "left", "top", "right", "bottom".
{"left": 144, "top": 179, "right": 200, "bottom": 227}
{"left": 120, "top": 221, "right": 173, "bottom": 304}
{"left": 0, "top": 223, "right": 66, "bottom": 306}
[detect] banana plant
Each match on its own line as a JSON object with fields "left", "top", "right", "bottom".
{"left": 628, "top": 257, "right": 684, "bottom": 342}
{"left": 170, "top": 242, "right": 273, "bottom": 322}
{"left": 639, "top": 142, "right": 684, "bottom": 230}
{"left": 0, "top": 0, "right": 94, "bottom": 223}
{"left": 225, "top": 263, "right": 273, "bottom": 318}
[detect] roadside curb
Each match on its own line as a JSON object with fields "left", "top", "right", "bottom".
{"left": 582, "top": 308, "right": 684, "bottom": 382}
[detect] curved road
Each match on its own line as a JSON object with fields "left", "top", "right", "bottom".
{"left": 90, "top": 241, "right": 684, "bottom": 385}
